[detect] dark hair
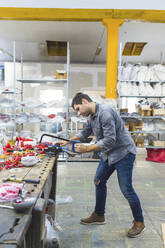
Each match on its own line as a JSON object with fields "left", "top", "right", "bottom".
{"left": 71, "top": 92, "right": 93, "bottom": 109}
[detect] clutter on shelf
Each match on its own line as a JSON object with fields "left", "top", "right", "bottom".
{"left": 119, "top": 63, "right": 165, "bottom": 82}
{"left": 136, "top": 99, "right": 165, "bottom": 116}
{"left": 119, "top": 98, "right": 165, "bottom": 148}
{"left": 118, "top": 63, "right": 165, "bottom": 96}
{"left": 55, "top": 69, "right": 67, "bottom": 79}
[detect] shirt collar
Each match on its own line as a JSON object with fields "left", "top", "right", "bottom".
{"left": 91, "top": 103, "right": 99, "bottom": 119}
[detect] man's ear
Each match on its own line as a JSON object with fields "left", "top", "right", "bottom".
{"left": 82, "top": 98, "right": 88, "bottom": 104}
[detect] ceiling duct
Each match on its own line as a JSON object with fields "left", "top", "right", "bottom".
{"left": 46, "top": 41, "right": 67, "bottom": 56}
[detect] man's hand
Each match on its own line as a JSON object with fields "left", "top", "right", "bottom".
{"left": 54, "top": 140, "right": 70, "bottom": 147}
{"left": 75, "top": 143, "right": 88, "bottom": 153}
{"left": 75, "top": 143, "right": 100, "bottom": 153}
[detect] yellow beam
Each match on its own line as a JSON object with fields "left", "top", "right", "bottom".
{"left": 103, "top": 19, "right": 123, "bottom": 99}
{"left": 114, "top": 9, "right": 165, "bottom": 23}
{"left": 1, "top": 8, "right": 165, "bottom": 22}
{"left": 0, "top": 7, "right": 113, "bottom": 21}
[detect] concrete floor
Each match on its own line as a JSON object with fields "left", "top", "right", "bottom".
{"left": 56, "top": 152, "right": 165, "bottom": 248}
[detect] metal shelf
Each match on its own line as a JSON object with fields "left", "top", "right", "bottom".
{"left": 1, "top": 91, "right": 15, "bottom": 94}
{"left": 144, "top": 146, "right": 165, "bottom": 149}
{"left": 16, "top": 41, "right": 70, "bottom": 138}
{"left": 118, "top": 80, "right": 165, "bottom": 84}
{"left": 129, "top": 130, "right": 165, "bottom": 134}
{"left": 121, "top": 115, "right": 164, "bottom": 119}
{"left": 120, "top": 95, "right": 165, "bottom": 98}
{"left": 17, "top": 79, "right": 67, "bottom": 84}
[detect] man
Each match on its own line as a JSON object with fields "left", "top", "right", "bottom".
{"left": 58, "top": 92, "right": 145, "bottom": 238}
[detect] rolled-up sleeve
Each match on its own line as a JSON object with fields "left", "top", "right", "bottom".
{"left": 77, "top": 121, "right": 92, "bottom": 143}
{"left": 97, "top": 111, "right": 116, "bottom": 152}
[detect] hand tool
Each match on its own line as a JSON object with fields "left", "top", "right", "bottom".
{"left": 3, "top": 176, "right": 40, "bottom": 184}
{"left": 12, "top": 197, "right": 36, "bottom": 213}
{"left": 42, "top": 143, "right": 77, "bottom": 157}
{"left": 39, "top": 133, "right": 80, "bottom": 153}
{"left": 0, "top": 197, "right": 36, "bottom": 213}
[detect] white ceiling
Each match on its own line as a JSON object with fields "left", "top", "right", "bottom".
{"left": 0, "top": 0, "right": 165, "bottom": 10}
{"left": 0, "top": 20, "right": 165, "bottom": 64}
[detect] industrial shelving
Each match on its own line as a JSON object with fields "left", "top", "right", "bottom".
{"left": 16, "top": 41, "right": 70, "bottom": 138}
{"left": 118, "top": 44, "right": 165, "bottom": 149}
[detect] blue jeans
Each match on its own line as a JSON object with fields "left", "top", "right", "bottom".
{"left": 94, "top": 153, "right": 144, "bottom": 222}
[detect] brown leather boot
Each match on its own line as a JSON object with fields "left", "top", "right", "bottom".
{"left": 80, "top": 212, "right": 105, "bottom": 225}
{"left": 127, "top": 220, "right": 145, "bottom": 238}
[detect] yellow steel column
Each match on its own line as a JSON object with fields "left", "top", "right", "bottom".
{"left": 102, "top": 19, "right": 123, "bottom": 99}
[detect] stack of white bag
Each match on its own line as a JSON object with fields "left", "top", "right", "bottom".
{"left": 119, "top": 63, "right": 165, "bottom": 82}
{"left": 119, "top": 63, "right": 165, "bottom": 96}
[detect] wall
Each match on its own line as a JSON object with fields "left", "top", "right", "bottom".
{"left": 0, "top": 0, "right": 165, "bottom": 10}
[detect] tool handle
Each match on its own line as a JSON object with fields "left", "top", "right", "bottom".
{"left": 23, "top": 179, "right": 40, "bottom": 184}
{"left": 71, "top": 140, "right": 80, "bottom": 153}
{"left": 4, "top": 177, "right": 22, "bottom": 183}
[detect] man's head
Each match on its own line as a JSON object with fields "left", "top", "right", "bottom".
{"left": 71, "top": 92, "right": 94, "bottom": 117}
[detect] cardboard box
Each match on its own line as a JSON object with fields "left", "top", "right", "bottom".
{"left": 129, "top": 121, "right": 136, "bottom": 131}
{"left": 132, "top": 134, "right": 145, "bottom": 147}
{"left": 125, "top": 124, "right": 129, "bottom": 130}
{"left": 55, "top": 70, "right": 67, "bottom": 79}
{"left": 120, "top": 108, "right": 128, "bottom": 114}
{"left": 83, "top": 90, "right": 105, "bottom": 99}
{"left": 135, "top": 125, "right": 143, "bottom": 131}
{"left": 151, "top": 140, "right": 165, "bottom": 147}
{"left": 138, "top": 108, "right": 152, "bottom": 116}
{"left": 151, "top": 108, "right": 165, "bottom": 116}
{"left": 136, "top": 104, "right": 150, "bottom": 111}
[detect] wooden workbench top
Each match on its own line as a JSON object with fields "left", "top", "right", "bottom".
{"left": 0, "top": 156, "right": 57, "bottom": 200}
{"left": 0, "top": 155, "right": 58, "bottom": 246}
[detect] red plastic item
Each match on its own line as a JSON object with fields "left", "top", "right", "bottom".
{"left": 24, "top": 152, "right": 35, "bottom": 156}
{"left": 37, "top": 143, "right": 48, "bottom": 149}
{"left": 48, "top": 114, "right": 55, "bottom": 119}
{"left": 0, "top": 183, "right": 23, "bottom": 201}
{"left": 146, "top": 148, "right": 165, "bottom": 163}
{"left": 3, "top": 143, "right": 15, "bottom": 152}
{"left": 22, "top": 144, "right": 33, "bottom": 150}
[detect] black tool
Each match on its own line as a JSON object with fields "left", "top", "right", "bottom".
{"left": 43, "top": 144, "right": 77, "bottom": 157}
{"left": 39, "top": 133, "right": 80, "bottom": 153}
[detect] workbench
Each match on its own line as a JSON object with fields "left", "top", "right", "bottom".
{"left": 0, "top": 155, "right": 59, "bottom": 247}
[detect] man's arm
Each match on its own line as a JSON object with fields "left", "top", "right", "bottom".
{"left": 70, "top": 135, "right": 80, "bottom": 141}
{"left": 75, "top": 143, "right": 100, "bottom": 153}
{"left": 55, "top": 121, "right": 92, "bottom": 150}
{"left": 55, "top": 135, "right": 80, "bottom": 147}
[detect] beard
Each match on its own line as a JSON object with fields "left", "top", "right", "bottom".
{"left": 82, "top": 112, "right": 90, "bottom": 117}
{"left": 82, "top": 108, "right": 91, "bottom": 117}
